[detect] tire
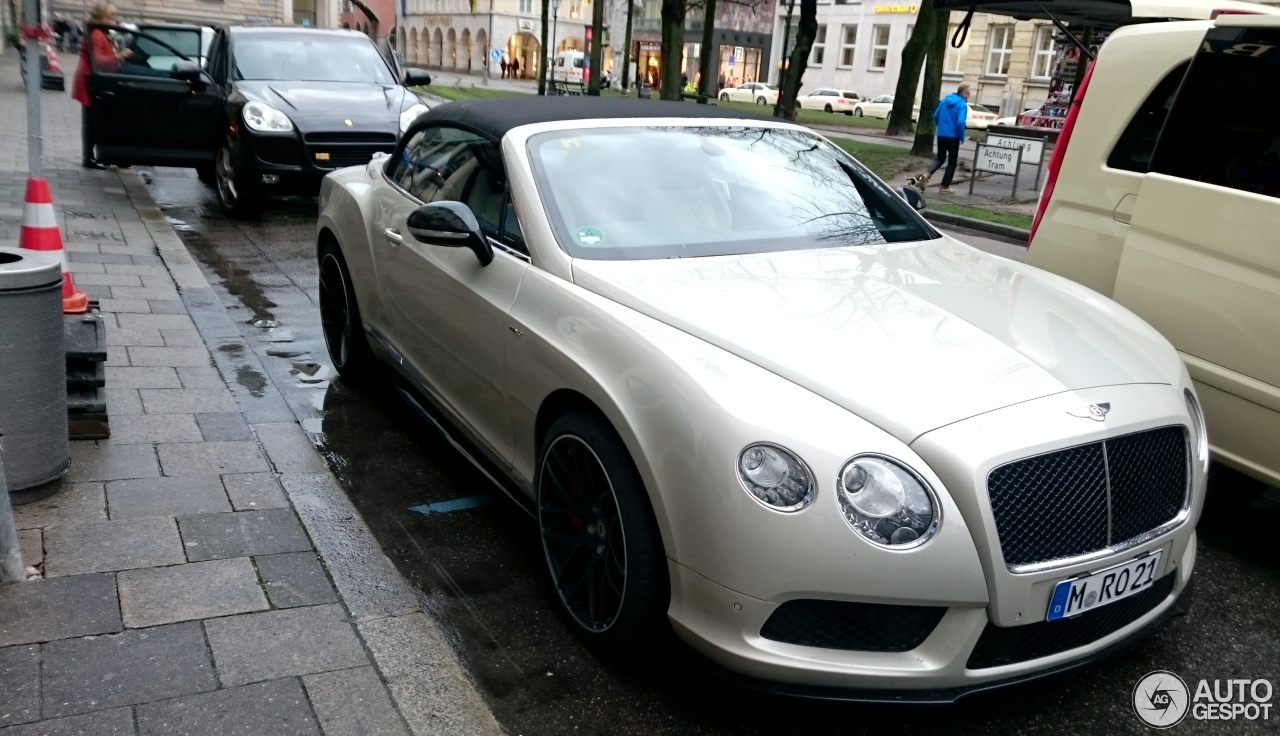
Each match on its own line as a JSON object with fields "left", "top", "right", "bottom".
{"left": 318, "top": 240, "right": 375, "bottom": 383}
{"left": 756, "top": 96, "right": 767, "bottom": 105}
{"left": 719, "top": 93, "right": 730, "bottom": 102}
{"left": 854, "top": 108, "right": 864, "bottom": 117}
{"left": 537, "top": 411, "right": 667, "bottom": 651}
{"left": 214, "top": 143, "right": 262, "bottom": 219}
{"left": 824, "top": 104, "right": 833, "bottom": 113}
{"left": 195, "top": 163, "right": 215, "bottom": 185}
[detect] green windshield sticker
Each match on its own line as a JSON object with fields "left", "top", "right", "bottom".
{"left": 576, "top": 227, "right": 603, "bottom": 245}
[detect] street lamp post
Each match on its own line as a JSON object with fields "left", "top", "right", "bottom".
{"left": 483, "top": 0, "right": 494, "bottom": 84}
{"left": 549, "top": 0, "right": 561, "bottom": 89}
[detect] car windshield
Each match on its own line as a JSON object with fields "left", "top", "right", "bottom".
{"left": 232, "top": 33, "right": 395, "bottom": 84}
{"left": 526, "top": 126, "right": 937, "bottom": 260}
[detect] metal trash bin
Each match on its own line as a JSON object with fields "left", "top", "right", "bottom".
{"left": 0, "top": 247, "right": 69, "bottom": 496}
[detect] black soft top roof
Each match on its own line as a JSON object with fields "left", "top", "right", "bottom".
{"left": 419, "top": 97, "right": 766, "bottom": 140}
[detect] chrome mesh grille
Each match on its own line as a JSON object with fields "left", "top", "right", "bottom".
{"left": 987, "top": 427, "right": 1188, "bottom": 568}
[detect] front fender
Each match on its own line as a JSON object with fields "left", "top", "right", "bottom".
{"left": 317, "top": 167, "right": 386, "bottom": 331}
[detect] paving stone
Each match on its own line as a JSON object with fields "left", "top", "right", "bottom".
{"left": 140, "top": 389, "right": 237, "bottom": 415}
{"left": 106, "top": 476, "right": 231, "bottom": 520}
{"left": 204, "top": 605, "right": 368, "bottom": 687}
{"left": 157, "top": 442, "right": 269, "bottom": 477}
{"left": 66, "top": 443, "right": 158, "bottom": 482}
{"left": 81, "top": 284, "right": 112, "bottom": 300}
{"left": 119, "top": 557, "right": 268, "bottom": 628}
{"left": 41, "top": 622, "right": 216, "bottom": 718}
{"left": 177, "top": 509, "right": 310, "bottom": 561}
{"left": 253, "top": 423, "right": 326, "bottom": 475}
{"left": 104, "top": 263, "right": 168, "bottom": 277}
{"left": 116, "top": 313, "right": 195, "bottom": 331}
{"left": 126, "top": 347, "right": 212, "bottom": 368}
{"left": 135, "top": 677, "right": 319, "bottom": 736}
{"left": 104, "top": 367, "right": 181, "bottom": 389}
{"left": 111, "top": 286, "right": 179, "bottom": 302}
{"left": 44, "top": 518, "right": 185, "bottom": 576}
{"left": 254, "top": 553, "right": 337, "bottom": 609}
{"left": 174, "top": 365, "right": 226, "bottom": 389}
{"left": 103, "top": 348, "right": 129, "bottom": 366}
{"left": 0, "top": 707, "right": 136, "bottom": 736}
{"left": 99, "top": 298, "right": 151, "bottom": 314}
{"left": 13, "top": 483, "right": 106, "bottom": 529}
{"left": 0, "top": 574, "right": 122, "bottom": 647}
{"left": 67, "top": 251, "right": 132, "bottom": 265}
{"left": 105, "top": 388, "right": 144, "bottom": 415}
{"left": 159, "top": 329, "right": 202, "bottom": 347}
{"left": 75, "top": 272, "right": 141, "bottom": 287}
{"left": 221, "top": 474, "right": 289, "bottom": 511}
{"left": 303, "top": 667, "right": 410, "bottom": 736}
{"left": 105, "top": 327, "right": 164, "bottom": 347}
{"left": 104, "top": 414, "right": 203, "bottom": 445}
{"left": 0, "top": 645, "right": 39, "bottom": 727}
{"left": 194, "top": 413, "right": 251, "bottom": 442}
{"left": 17, "top": 530, "right": 41, "bottom": 569}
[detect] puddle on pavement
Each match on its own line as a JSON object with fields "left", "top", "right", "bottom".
{"left": 166, "top": 215, "right": 197, "bottom": 233}
{"left": 182, "top": 234, "right": 279, "bottom": 322}
{"left": 250, "top": 318, "right": 281, "bottom": 329}
{"left": 218, "top": 342, "right": 244, "bottom": 355}
{"left": 267, "top": 348, "right": 309, "bottom": 358}
{"left": 235, "top": 365, "right": 269, "bottom": 398}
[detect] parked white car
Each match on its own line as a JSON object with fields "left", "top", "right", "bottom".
{"left": 966, "top": 103, "right": 1000, "bottom": 129}
{"left": 797, "top": 88, "right": 860, "bottom": 114}
{"left": 718, "top": 82, "right": 778, "bottom": 105}
{"left": 852, "top": 94, "right": 919, "bottom": 121}
{"left": 317, "top": 97, "right": 1204, "bottom": 700}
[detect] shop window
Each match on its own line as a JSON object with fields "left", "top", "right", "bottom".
{"left": 985, "top": 25, "right": 1014, "bottom": 76}
{"left": 870, "top": 25, "right": 890, "bottom": 70}
{"left": 1031, "top": 26, "right": 1054, "bottom": 79}
{"left": 838, "top": 25, "right": 857, "bottom": 68}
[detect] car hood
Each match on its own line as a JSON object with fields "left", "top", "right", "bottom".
{"left": 236, "top": 80, "right": 410, "bottom": 131}
{"left": 571, "top": 237, "right": 1181, "bottom": 442}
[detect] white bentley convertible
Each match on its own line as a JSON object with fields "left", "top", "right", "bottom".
{"left": 316, "top": 98, "right": 1206, "bottom": 700}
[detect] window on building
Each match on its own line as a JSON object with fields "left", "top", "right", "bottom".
{"left": 1031, "top": 25, "right": 1055, "bottom": 79}
{"left": 985, "top": 24, "right": 1014, "bottom": 76}
{"left": 944, "top": 23, "right": 966, "bottom": 73}
{"left": 518, "top": 0, "right": 532, "bottom": 11}
{"left": 870, "top": 25, "right": 890, "bottom": 70}
{"left": 811, "top": 24, "right": 827, "bottom": 65}
{"left": 839, "top": 24, "right": 857, "bottom": 67}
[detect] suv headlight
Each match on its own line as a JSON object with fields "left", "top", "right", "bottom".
{"left": 243, "top": 101, "right": 294, "bottom": 133}
{"left": 400, "top": 103, "right": 429, "bottom": 132}
{"left": 736, "top": 443, "right": 816, "bottom": 512}
{"left": 837, "top": 455, "right": 938, "bottom": 547}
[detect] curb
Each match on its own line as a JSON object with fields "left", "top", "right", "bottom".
{"left": 921, "top": 209, "right": 1030, "bottom": 245}
{"left": 115, "top": 170, "right": 504, "bottom": 736}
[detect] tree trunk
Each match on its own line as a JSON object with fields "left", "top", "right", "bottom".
{"left": 622, "top": 0, "right": 635, "bottom": 91}
{"left": 885, "top": 0, "right": 937, "bottom": 136}
{"left": 697, "top": 0, "right": 717, "bottom": 97}
{"left": 659, "top": 0, "right": 686, "bottom": 100}
{"left": 538, "top": 0, "right": 550, "bottom": 94}
{"left": 772, "top": 0, "right": 795, "bottom": 116}
{"left": 588, "top": 0, "right": 606, "bottom": 94}
{"left": 910, "top": 11, "right": 948, "bottom": 156}
{"left": 775, "top": 0, "right": 815, "bottom": 120}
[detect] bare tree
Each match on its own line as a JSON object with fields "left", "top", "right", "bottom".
{"left": 538, "top": 0, "right": 551, "bottom": 94}
{"left": 775, "top": 0, "right": 816, "bottom": 120}
{"left": 697, "top": 0, "right": 718, "bottom": 97}
{"left": 911, "top": 10, "right": 950, "bottom": 156}
{"left": 885, "top": 0, "right": 939, "bottom": 136}
{"left": 659, "top": 0, "right": 687, "bottom": 100}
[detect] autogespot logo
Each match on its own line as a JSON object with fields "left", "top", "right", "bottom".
{"left": 1134, "top": 671, "right": 1190, "bottom": 728}
{"left": 1133, "top": 671, "right": 1276, "bottom": 728}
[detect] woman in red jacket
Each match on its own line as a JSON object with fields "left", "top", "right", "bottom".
{"left": 70, "top": 3, "right": 131, "bottom": 168}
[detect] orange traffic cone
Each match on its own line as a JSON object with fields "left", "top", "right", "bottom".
{"left": 19, "top": 178, "right": 89, "bottom": 314}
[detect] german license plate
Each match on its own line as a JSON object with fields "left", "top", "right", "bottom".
{"left": 1045, "top": 550, "right": 1163, "bottom": 622}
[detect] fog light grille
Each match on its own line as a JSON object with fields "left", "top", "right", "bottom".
{"left": 760, "top": 599, "right": 946, "bottom": 652}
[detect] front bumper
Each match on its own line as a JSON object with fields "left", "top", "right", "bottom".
{"left": 243, "top": 130, "right": 396, "bottom": 192}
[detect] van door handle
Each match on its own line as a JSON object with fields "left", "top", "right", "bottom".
{"left": 1112, "top": 193, "right": 1137, "bottom": 225}
{"left": 383, "top": 227, "right": 403, "bottom": 246}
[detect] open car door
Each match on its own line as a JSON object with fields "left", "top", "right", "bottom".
{"left": 86, "top": 23, "right": 220, "bottom": 168}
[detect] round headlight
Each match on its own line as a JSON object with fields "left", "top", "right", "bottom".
{"left": 399, "top": 103, "right": 429, "bottom": 133}
{"left": 736, "top": 443, "right": 815, "bottom": 512}
{"left": 242, "top": 101, "right": 294, "bottom": 133}
{"left": 837, "top": 456, "right": 937, "bottom": 547}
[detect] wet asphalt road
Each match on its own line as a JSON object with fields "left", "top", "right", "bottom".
{"left": 143, "top": 166, "right": 1280, "bottom": 736}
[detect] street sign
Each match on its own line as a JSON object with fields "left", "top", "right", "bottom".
{"left": 970, "top": 144, "right": 1023, "bottom": 196}
{"left": 491, "top": 48, "right": 501, "bottom": 60}
{"left": 985, "top": 133, "right": 1046, "bottom": 188}
{"left": 727, "top": 56, "right": 736, "bottom": 69}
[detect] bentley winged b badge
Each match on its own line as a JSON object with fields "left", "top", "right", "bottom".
{"left": 1068, "top": 402, "right": 1111, "bottom": 421}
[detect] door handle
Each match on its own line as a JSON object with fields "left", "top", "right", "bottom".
{"left": 383, "top": 227, "right": 403, "bottom": 246}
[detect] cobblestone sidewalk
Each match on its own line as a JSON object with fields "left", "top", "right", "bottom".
{"left": 1, "top": 55, "right": 500, "bottom": 736}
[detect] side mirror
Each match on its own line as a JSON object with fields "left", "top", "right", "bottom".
{"left": 170, "top": 60, "right": 203, "bottom": 83}
{"left": 406, "top": 202, "right": 493, "bottom": 266}
{"left": 898, "top": 185, "right": 927, "bottom": 211}
{"left": 403, "top": 68, "right": 431, "bottom": 87}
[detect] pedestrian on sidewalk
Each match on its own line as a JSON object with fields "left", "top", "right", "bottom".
{"left": 70, "top": 2, "right": 132, "bottom": 169}
{"left": 510, "top": 57, "right": 520, "bottom": 79}
{"left": 919, "top": 83, "right": 970, "bottom": 195}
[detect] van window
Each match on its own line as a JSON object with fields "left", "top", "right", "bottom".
{"left": 1149, "top": 26, "right": 1280, "bottom": 198}
{"left": 1106, "top": 62, "right": 1188, "bottom": 173}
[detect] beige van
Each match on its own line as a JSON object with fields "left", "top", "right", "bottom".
{"left": 1026, "top": 11, "right": 1280, "bottom": 494}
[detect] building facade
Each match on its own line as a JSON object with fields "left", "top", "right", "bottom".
{"left": 628, "top": 0, "right": 776, "bottom": 89}
{"left": 48, "top": 0, "right": 307, "bottom": 27}
{"left": 940, "top": 13, "right": 1062, "bottom": 115}
{"left": 769, "top": 0, "right": 921, "bottom": 98}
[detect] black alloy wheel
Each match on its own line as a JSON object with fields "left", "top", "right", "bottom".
{"left": 215, "top": 143, "right": 261, "bottom": 219}
{"left": 318, "top": 241, "right": 374, "bottom": 382}
{"left": 538, "top": 412, "right": 666, "bottom": 649}
{"left": 719, "top": 92, "right": 730, "bottom": 102}
{"left": 824, "top": 104, "right": 833, "bottom": 113}
{"left": 756, "top": 96, "right": 767, "bottom": 105}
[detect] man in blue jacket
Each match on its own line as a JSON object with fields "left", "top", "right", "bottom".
{"left": 918, "top": 83, "right": 970, "bottom": 194}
